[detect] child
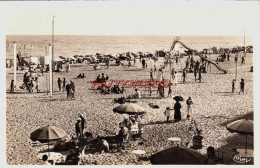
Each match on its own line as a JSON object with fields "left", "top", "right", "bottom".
{"left": 239, "top": 78, "right": 245, "bottom": 94}
{"left": 232, "top": 79, "right": 235, "bottom": 93}
{"left": 35, "top": 77, "right": 40, "bottom": 93}
{"left": 186, "top": 97, "right": 193, "bottom": 120}
{"left": 165, "top": 107, "right": 171, "bottom": 122}
{"left": 10, "top": 79, "right": 14, "bottom": 93}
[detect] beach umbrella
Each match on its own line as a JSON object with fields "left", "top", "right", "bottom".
{"left": 30, "top": 125, "right": 67, "bottom": 155}
{"left": 150, "top": 146, "right": 207, "bottom": 165}
{"left": 226, "top": 119, "right": 253, "bottom": 155}
{"left": 113, "top": 103, "right": 146, "bottom": 115}
{"left": 173, "top": 96, "right": 184, "bottom": 101}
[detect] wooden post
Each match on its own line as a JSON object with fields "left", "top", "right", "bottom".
{"left": 244, "top": 29, "right": 246, "bottom": 57}
{"left": 45, "top": 46, "right": 48, "bottom": 95}
{"left": 49, "top": 44, "right": 53, "bottom": 97}
{"left": 235, "top": 52, "right": 238, "bottom": 82}
{"left": 13, "top": 42, "right": 17, "bottom": 91}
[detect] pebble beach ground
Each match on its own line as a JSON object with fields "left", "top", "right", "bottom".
{"left": 6, "top": 53, "right": 253, "bottom": 165}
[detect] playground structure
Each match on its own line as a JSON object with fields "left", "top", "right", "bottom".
{"left": 169, "top": 39, "right": 228, "bottom": 74}
{"left": 7, "top": 42, "right": 54, "bottom": 97}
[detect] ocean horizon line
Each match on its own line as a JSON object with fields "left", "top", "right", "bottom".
{"left": 6, "top": 34, "right": 251, "bottom": 37}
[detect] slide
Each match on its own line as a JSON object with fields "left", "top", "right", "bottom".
{"left": 169, "top": 40, "right": 228, "bottom": 74}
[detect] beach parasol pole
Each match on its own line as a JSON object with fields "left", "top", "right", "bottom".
{"left": 45, "top": 46, "right": 49, "bottom": 95}
{"left": 13, "top": 42, "right": 16, "bottom": 91}
{"left": 49, "top": 44, "right": 53, "bottom": 97}
{"left": 52, "top": 15, "right": 55, "bottom": 93}
{"left": 244, "top": 29, "right": 246, "bottom": 58}
{"left": 235, "top": 52, "right": 238, "bottom": 82}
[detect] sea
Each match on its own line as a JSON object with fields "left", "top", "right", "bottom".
{"left": 6, "top": 35, "right": 253, "bottom": 59}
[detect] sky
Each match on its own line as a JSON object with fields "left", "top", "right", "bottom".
{"left": 2, "top": 0, "right": 259, "bottom": 36}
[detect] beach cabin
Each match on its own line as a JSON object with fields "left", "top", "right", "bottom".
{"left": 39, "top": 56, "right": 50, "bottom": 65}
{"left": 54, "top": 57, "right": 64, "bottom": 72}
{"left": 156, "top": 50, "right": 166, "bottom": 57}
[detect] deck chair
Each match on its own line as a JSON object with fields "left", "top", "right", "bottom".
{"left": 207, "top": 146, "right": 224, "bottom": 164}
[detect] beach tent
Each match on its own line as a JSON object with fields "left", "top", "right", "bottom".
{"left": 29, "top": 56, "right": 39, "bottom": 65}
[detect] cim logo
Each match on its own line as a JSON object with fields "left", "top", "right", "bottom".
{"left": 233, "top": 155, "right": 252, "bottom": 164}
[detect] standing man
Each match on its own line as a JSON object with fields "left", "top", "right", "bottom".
{"left": 194, "top": 68, "right": 197, "bottom": 81}
{"left": 70, "top": 80, "right": 75, "bottom": 98}
{"left": 232, "top": 79, "right": 235, "bottom": 93}
{"left": 182, "top": 69, "right": 186, "bottom": 83}
{"left": 62, "top": 78, "right": 66, "bottom": 92}
{"left": 241, "top": 56, "right": 245, "bottom": 65}
{"left": 106, "top": 59, "right": 110, "bottom": 69}
{"left": 75, "top": 118, "right": 81, "bottom": 139}
{"left": 142, "top": 58, "right": 146, "bottom": 69}
{"left": 10, "top": 79, "right": 14, "bottom": 93}
{"left": 57, "top": 77, "right": 62, "bottom": 92}
{"left": 78, "top": 114, "right": 86, "bottom": 138}
{"left": 66, "top": 83, "right": 71, "bottom": 99}
{"left": 150, "top": 69, "right": 153, "bottom": 81}
{"left": 239, "top": 78, "right": 245, "bottom": 94}
{"left": 198, "top": 69, "right": 202, "bottom": 83}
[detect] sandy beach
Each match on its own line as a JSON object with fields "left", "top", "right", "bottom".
{"left": 6, "top": 52, "right": 253, "bottom": 165}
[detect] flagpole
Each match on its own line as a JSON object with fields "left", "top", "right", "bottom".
{"left": 244, "top": 29, "right": 246, "bottom": 57}
{"left": 13, "top": 42, "right": 17, "bottom": 91}
{"left": 49, "top": 44, "right": 53, "bottom": 97}
{"left": 45, "top": 46, "right": 49, "bottom": 95}
{"left": 52, "top": 16, "right": 55, "bottom": 93}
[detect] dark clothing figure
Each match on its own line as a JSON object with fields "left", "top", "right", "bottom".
{"left": 106, "top": 60, "right": 110, "bottom": 69}
{"left": 194, "top": 68, "right": 197, "bottom": 81}
{"left": 63, "top": 78, "right": 66, "bottom": 92}
{"left": 142, "top": 59, "right": 146, "bottom": 69}
{"left": 241, "top": 56, "right": 245, "bottom": 65}
{"left": 66, "top": 84, "right": 71, "bottom": 98}
{"left": 10, "top": 80, "right": 14, "bottom": 93}
{"left": 150, "top": 70, "right": 153, "bottom": 80}
{"left": 75, "top": 120, "right": 81, "bottom": 139}
{"left": 168, "top": 83, "right": 172, "bottom": 97}
{"left": 239, "top": 79, "right": 245, "bottom": 94}
{"left": 232, "top": 80, "right": 235, "bottom": 93}
{"left": 174, "top": 101, "right": 182, "bottom": 122}
{"left": 182, "top": 70, "right": 186, "bottom": 83}
{"left": 78, "top": 114, "right": 86, "bottom": 138}
{"left": 198, "top": 71, "right": 202, "bottom": 83}
{"left": 57, "top": 78, "right": 62, "bottom": 91}
{"left": 70, "top": 81, "right": 75, "bottom": 98}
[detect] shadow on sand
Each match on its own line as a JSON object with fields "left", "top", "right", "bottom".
{"left": 38, "top": 98, "right": 73, "bottom": 102}
{"left": 220, "top": 112, "right": 253, "bottom": 126}
{"left": 143, "top": 120, "right": 175, "bottom": 126}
